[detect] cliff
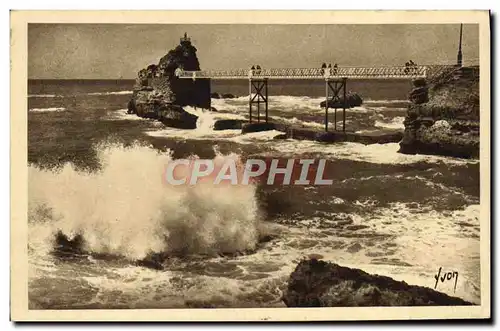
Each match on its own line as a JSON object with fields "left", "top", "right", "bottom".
{"left": 398, "top": 66, "right": 480, "bottom": 158}
{"left": 127, "top": 33, "right": 210, "bottom": 128}
{"left": 283, "top": 259, "right": 473, "bottom": 307}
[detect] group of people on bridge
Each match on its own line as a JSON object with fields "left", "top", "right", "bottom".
{"left": 250, "top": 65, "right": 263, "bottom": 75}
{"left": 404, "top": 60, "right": 419, "bottom": 74}
{"left": 249, "top": 63, "right": 340, "bottom": 76}
{"left": 321, "top": 63, "right": 339, "bottom": 75}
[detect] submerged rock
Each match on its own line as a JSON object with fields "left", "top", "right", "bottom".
{"left": 213, "top": 119, "right": 246, "bottom": 130}
{"left": 158, "top": 104, "right": 198, "bottom": 129}
{"left": 283, "top": 259, "right": 473, "bottom": 307}
{"left": 320, "top": 93, "right": 363, "bottom": 108}
{"left": 241, "top": 122, "right": 276, "bottom": 134}
{"left": 211, "top": 92, "right": 236, "bottom": 99}
{"left": 399, "top": 66, "right": 479, "bottom": 158}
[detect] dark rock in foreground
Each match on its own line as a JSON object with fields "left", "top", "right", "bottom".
{"left": 283, "top": 259, "right": 473, "bottom": 307}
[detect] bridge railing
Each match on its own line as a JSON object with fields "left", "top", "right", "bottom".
{"left": 175, "top": 65, "right": 456, "bottom": 80}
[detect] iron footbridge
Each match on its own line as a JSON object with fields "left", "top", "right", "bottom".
{"left": 175, "top": 65, "right": 458, "bottom": 132}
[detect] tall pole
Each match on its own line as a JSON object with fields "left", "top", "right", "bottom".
{"left": 257, "top": 85, "right": 260, "bottom": 123}
{"left": 457, "top": 23, "right": 463, "bottom": 67}
{"left": 343, "top": 79, "right": 347, "bottom": 132}
{"left": 265, "top": 79, "right": 268, "bottom": 123}
{"left": 325, "top": 81, "right": 329, "bottom": 132}
{"left": 249, "top": 79, "right": 252, "bottom": 122}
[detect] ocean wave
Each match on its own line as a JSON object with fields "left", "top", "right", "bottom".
{"left": 145, "top": 107, "right": 246, "bottom": 140}
{"left": 29, "top": 107, "right": 66, "bottom": 112}
{"left": 271, "top": 116, "right": 324, "bottom": 129}
{"left": 28, "top": 142, "right": 261, "bottom": 260}
{"left": 213, "top": 95, "right": 324, "bottom": 113}
{"left": 374, "top": 116, "right": 405, "bottom": 130}
{"left": 261, "top": 141, "right": 478, "bottom": 165}
{"left": 354, "top": 202, "right": 480, "bottom": 303}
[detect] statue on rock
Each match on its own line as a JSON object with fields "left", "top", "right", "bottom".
{"left": 127, "top": 33, "right": 211, "bottom": 128}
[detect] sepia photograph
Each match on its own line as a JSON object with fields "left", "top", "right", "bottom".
{"left": 10, "top": 10, "right": 490, "bottom": 321}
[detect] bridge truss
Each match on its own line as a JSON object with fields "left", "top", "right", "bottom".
{"left": 175, "top": 65, "right": 458, "bottom": 132}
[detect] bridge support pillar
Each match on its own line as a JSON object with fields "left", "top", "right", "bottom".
{"left": 324, "top": 78, "right": 347, "bottom": 132}
{"left": 249, "top": 79, "right": 268, "bottom": 123}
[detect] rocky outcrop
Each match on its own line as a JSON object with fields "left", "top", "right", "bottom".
{"left": 320, "top": 93, "right": 363, "bottom": 108}
{"left": 283, "top": 259, "right": 473, "bottom": 307}
{"left": 158, "top": 104, "right": 198, "bottom": 129}
{"left": 399, "top": 66, "right": 480, "bottom": 158}
{"left": 127, "top": 33, "right": 210, "bottom": 128}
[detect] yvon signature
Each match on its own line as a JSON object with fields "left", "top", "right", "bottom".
{"left": 434, "top": 267, "right": 458, "bottom": 293}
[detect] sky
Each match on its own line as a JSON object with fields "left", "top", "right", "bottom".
{"left": 28, "top": 24, "right": 479, "bottom": 79}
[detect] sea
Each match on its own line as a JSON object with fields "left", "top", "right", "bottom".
{"left": 27, "top": 79, "right": 480, "bottom": 309}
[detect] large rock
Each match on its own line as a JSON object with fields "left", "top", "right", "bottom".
{"left": 158, "top": 104, "right": 198, "bottom": 129}
{"left": 241, "top": 122, "right": 276, "bottom": 134}
{"left": 283, "top": 259, "right": 473, "bottom": 307}
{"left": 126, "top": 33, "right": 210, "bottom": 126}
{"left": 213, "top": 119, "right": 246, "bottom": 130}
{"left": 399, "top": 66, "right": 480, "bottom": 158}
{"left": 320, "top": 93, "right": 363, "bottom": 108}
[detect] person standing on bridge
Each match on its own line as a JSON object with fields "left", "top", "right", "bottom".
{"left": 321, "top": 63, "right": 326, "bottom": 75}
{"left": 333, "top": 63, "right": 338, "bottom": 75}
{"left": 410, "top": 60, "right": 417, "bottom": 74}
{"left": 404, "top": 62, "right": 410, "bottom": 74}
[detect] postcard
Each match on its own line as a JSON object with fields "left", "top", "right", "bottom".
{"left": 11, "top": 10, "right": 490, "bottom": 321}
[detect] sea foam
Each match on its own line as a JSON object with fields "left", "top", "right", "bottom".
{"left": 28, "top": 142, "right": 261, "bottom": 260}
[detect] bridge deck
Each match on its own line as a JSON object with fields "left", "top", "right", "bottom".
{"left": 175, "top": 65, "right": 452, "bottom": 80}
